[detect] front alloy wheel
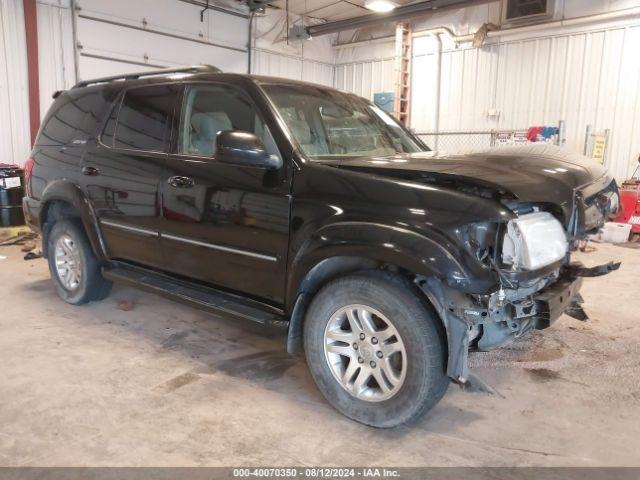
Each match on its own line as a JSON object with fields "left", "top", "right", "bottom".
{"left": 324, "top": 305, "right": 407, "bottom": 402}
{"left": 304, "top": 272, "right": 449, "bottom": 428}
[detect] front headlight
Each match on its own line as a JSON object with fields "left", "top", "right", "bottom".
{"left": 502, "top": 212, "right": 568, "bottom": 271}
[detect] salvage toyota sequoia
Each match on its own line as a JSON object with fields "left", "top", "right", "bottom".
{"left": 23, "top": 66, "right": 621, "bottom": 427}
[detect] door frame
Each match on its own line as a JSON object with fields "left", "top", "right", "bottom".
{"left": 157, "top": 78, "right": 295, "bottom": 304}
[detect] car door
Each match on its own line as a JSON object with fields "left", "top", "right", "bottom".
{"left": 82, "top": 84, "right": 179, "bottom": 269}
{"left": 160, "top": 82, "right": 291, "bottom": 304}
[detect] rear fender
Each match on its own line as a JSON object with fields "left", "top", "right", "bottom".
{"left": 40, "top": 180, "right": 107, "bottom": 260}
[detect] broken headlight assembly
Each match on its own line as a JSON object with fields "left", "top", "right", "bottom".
{"left": 501, "top": 211, "right": 568, "bottom": 271}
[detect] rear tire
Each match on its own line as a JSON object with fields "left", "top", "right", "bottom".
{"left": 47, "top": 219, "right": 112, "bottom": 305}
{"left": 303, "top": 271, "right": 449, "bottom": 428}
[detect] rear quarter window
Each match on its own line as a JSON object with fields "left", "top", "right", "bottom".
{"left": 36, "top": 89, "right": 110, "bottom": 147}
{"left": 107, "top": 85, "right": 177, "bottom": 152}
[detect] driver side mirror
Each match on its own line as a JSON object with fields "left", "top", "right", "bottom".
{"left": 216, "top": 130, "right": 282, "bottom": 170}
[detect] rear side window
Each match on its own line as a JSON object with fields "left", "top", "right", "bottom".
{"left": 110, "top": 85, "right": 177, "bottom": 152}
{"left": 36, "top": 90, "right": 107, "bottom": 146}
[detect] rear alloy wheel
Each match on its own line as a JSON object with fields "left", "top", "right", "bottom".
{"left": 47, "top": 219, "right": 112, "bottom": 305}
{"left": 54, "top": 234, "right": 83, "bottom": 291}
{"left": 304, "top": 271, "right": 449, "bottom": 428}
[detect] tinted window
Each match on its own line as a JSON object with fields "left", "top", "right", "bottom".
{"left": 113, "top": 85, "right": 176, "bottom": 151}
{"left": 36, "top": 90, "right": 108, "bottom": 146}
{"left": 179, "top": 84, "right": 280, "bottom": 159}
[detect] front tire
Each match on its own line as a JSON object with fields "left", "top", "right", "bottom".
{"left": 47, "top": 219, "right": 112, "bottom": 305}
{"left": 303, "top": 271, "right": 449, "bottom": 428}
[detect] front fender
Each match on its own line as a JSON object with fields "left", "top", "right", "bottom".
{"left": 40, "top": 180, "right": 107, "bottom": 260}
{"left": 286, "top": 221, "right": 495, "bottom": 309}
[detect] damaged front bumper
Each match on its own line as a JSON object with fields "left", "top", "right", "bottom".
{"left": 476, "top": 269, "right": 584, "bottom": 352}
{"left": 418, "top": 261, "right": 620, "bottom": 383}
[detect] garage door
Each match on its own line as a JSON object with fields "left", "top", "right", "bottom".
{"left": 75, "top": 0, "right": 249, "bottom": 79}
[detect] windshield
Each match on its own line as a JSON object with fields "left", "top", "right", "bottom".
{"left": 262, "top": 84, "right": 426, "bottom": 159}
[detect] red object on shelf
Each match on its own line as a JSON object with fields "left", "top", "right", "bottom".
{"left": 527, "top": 126, "right": 543, "bottom": 142}
{"left": 613, "top": 163, "right": 640, "bottom": 234}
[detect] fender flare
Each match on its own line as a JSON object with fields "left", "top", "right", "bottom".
{"left": 285, "top": 222, "right": 493, "bottom": 354}
{"left": 287, "top": 221, "right": 483, "bottom": 310}
{"left": 40, "top": 180, "right": 107, "bottom": 260}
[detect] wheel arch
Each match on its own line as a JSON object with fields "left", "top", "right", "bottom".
{"left": 285, "top": 222, "right": 472, "bottom": 354}
{"left": 40, "top": 180, "right": 107, "bottom": 260}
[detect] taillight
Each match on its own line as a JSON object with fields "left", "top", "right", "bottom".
{"left": 24, "top": 158, "right": 35, "bottom": 196}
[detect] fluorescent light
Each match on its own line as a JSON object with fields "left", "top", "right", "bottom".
{"left": 364, "top": 0, "right": 397, "bottom": 12}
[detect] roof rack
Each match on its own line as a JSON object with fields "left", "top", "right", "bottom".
{"left": 72, "top": 65, "right": 222, "bottom": 89}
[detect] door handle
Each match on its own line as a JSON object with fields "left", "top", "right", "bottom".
{"left": 168, "top": 176, "right": 195, "bottom": 188}
{"left": 82, "top": 166, "right": 100, "bottom": 176}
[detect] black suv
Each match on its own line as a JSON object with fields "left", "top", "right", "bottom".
{"left": 23, "top": 65, "right": 620, "bottom": 427}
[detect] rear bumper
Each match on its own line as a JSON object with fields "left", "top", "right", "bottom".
{"left": 22, "top": 196, "right": 41, "bottom": 233}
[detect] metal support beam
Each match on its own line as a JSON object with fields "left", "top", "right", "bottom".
{"left": 306, "top": 0, "right": 492, "bottom": 37}
{"left": 22, "top": 0, "right": 40, "bottom": 147}
{"left": 176, "top": 0, "right": 249, "bottom": 19}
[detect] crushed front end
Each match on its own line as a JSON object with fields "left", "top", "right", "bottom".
{"left": 418, "top": 174, "right": 621, "bottom": 383}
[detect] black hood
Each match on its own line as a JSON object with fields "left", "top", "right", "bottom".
{"left": 319, "top": 144, "right": 611, "bottom": 208}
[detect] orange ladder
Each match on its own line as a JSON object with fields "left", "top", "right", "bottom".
{"left": 393, "top": 22, "right": 412, "bottom": 127}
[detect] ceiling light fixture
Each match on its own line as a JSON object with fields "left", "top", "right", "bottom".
{"left": 364, "top": 0, "right": 397, "bottom": 13}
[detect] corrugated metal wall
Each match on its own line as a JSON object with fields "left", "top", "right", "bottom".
{"left": 0, "top": 0, "right": 31, "bottom": 166}
{"left": 250, "top": 10, "right": 335, "bottom": 87}
{"left": 334, "top": 58, "right": 395, "bottom": 99}
{"left": 336, "top": 21, "right": 640, "bottom": 180}
{"left": 252, "top": 48, "right": 334, "bottom": 86}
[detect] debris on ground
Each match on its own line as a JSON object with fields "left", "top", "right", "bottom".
{"left": 0, "top": 226, "right": 30, "bottom": 241}
{"left": 117, "top": 299, "right": 135, "bottom": 311}
{"left": 577, "top": 239, "right": 596, "bottom": 252}
{"left": 461, "top": 372, "right": 505, "bottom": 398}
{"left": 0, "top": 230, "right": 39, "bottom": 247}
{"left": 525, "top": 368, "right": 561, "bottom": 383}
{"left": 23, "top": 251, "right": 42, "bottom": 261}
{"left": 1, "top": 228, "right": 42, "bottom": 259}
{"left": 615, "top": 241, "right": 640, "bottom": 249}
{"left": 20, "top": 240, "right": 36, "bottom": 252}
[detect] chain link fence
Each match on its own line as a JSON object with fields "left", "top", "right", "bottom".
{"left": 416, "top": 131, "right": 497, "bottom": 152}
{"left": 416, "top": 127, "right": 564, "bottom": 154}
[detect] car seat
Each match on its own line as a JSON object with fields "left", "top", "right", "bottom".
{"left": 288, "top": 119, "right": 326, "bottom": 156}
{"left": 190, "top": 112, "right": 232, "bottom": 156}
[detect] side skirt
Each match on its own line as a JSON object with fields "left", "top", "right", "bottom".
{"left": 103, "top": 261, "right": 289, "bottom": 328}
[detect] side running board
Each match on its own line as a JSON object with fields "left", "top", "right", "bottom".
{"left": 102, "top": 262, "right": 287, "bottom": 328}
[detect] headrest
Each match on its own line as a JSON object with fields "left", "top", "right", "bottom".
{"left": 289, "top": 119, "right": 312, "bottom": 145}
{"left": 191, "top": 112, "right": 232, "bottom": 139}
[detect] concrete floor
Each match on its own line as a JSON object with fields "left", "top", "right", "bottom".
{"left": 0, "top": 240, "right": 638, "bottom": 467}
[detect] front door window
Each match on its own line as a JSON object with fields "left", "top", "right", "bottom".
{"left": 179, "top": 84, "right": 280, "bottom": 161}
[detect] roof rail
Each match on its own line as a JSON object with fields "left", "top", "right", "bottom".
{"left": 72, "top": 65, "right": 222, "bottom": 89}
